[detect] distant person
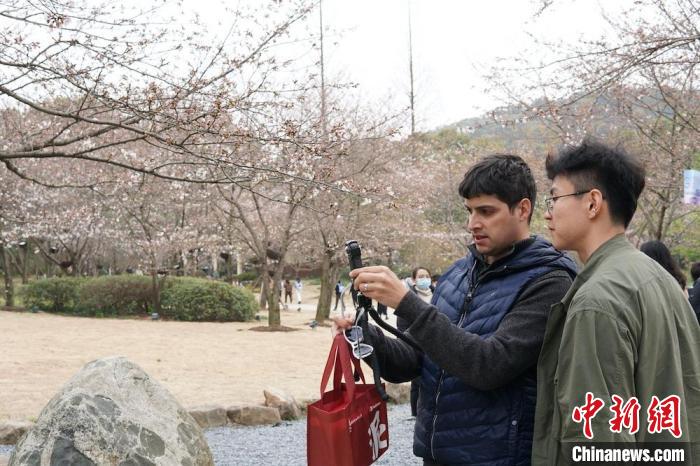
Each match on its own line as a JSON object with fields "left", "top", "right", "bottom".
{"left": 294, "top": 277, "right": 303, "bottom": 311}
{"left": 283, "top": 279, "right": 293, "bottom": 309}
{"left": 689, "top": 262, "right": 700, "bottom": 321}
{"left": 431, "top": 273, "right": 441, "bottom": 289}
{"left": 333, "top": 280, "right": 345, "bottom": 311}
{"left": 399, "top": 266, "right": 434, "bottom": 418}
{"left": 397, "top": 267, "right": 434, "bottom": 332}
{"left": 640, "top": 240, "right": 688, "bottom": 297}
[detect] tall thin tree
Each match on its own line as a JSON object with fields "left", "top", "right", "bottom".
{"left": 319, "top": 0, "right": 328, "bottom": 140}
{"left": 408, "top": 0, "right": 416, "bottom": 134}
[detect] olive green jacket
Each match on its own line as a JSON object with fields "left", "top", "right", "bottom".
{"left": 533, "top": 234, "right": 700, "bottom": 465}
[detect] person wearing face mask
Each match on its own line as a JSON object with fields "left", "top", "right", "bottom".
{"left": 397, "top": 266, "right": 434, "bottom": 418}
{"left": 412, "top": 268, "right": 434, "bottom": 300}
{"left": 398, "top": 267, "right": 434, "bottom": 331}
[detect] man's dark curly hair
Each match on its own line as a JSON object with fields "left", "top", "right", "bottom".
{"left": 458, "top": 154, "right": 536, "bottom": 223}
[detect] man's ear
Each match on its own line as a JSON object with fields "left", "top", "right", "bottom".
{"left": 519, "top": 198, "right": 532, "bottom": 222}
{"left": 588, "top": 189, "right": 604, "bottom": 218}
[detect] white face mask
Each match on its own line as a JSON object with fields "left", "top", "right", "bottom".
{"left": 415, "top": 278, "right": 431, "bottom": 290}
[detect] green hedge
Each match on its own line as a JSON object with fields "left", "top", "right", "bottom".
{"left": 20, "top": 277, "right": 85, "bottom": 312}
{"left": 233, "top": 271, "right": 258, "bottom": 282}
{"left": 161, "top": 277, "right": 257, "bottom": 322}
{"left": 77, "top": 275, "right": 153, "bottom": 317}
{"left": 19, "top": 276, "right": 257, "bottom": 322}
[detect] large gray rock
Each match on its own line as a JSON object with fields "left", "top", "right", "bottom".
{"left": 9, "top": 356, "right": 213, "bottom": 466}
{"left": 0, "top": 421, "right": 34, "bottom": 445}
{"left": 226, "top": 405, "right": 281, "bottom": 426}
{"left": 187, "top": 406, "right": 228, "bottom": 429}
{"left": 262, "top": 388, "right": 301, "bottom": 421}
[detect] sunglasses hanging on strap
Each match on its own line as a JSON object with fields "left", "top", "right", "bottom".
{"left": 343, "top": 240, "right": 423, "bottom": 401}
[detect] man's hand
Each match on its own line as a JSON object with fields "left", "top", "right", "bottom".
{"left": 330, "top": 313, "right": 354, "bottom": 336}
{"left": 349, "top": 265, "right": 409, "bottom": 310}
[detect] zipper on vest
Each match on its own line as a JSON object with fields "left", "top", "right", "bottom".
{"left": 430, "top": 370, "right": 445, "bottom": 460}
{"left": 456, "top": 261, "right": 479, "bottom": 325}
{"left": 429, "top": 262, "right": 510, "bottom": 459}
{"left": 458, "top": 264, "right": 508, "bottom": 324}
{"left": 457, "top": 292, "right": 473, "bottom": 327}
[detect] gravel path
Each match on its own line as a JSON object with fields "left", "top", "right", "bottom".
{"left": 0, "top": 403, "right": 423, "bottom": 465}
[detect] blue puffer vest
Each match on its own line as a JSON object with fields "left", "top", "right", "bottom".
{"left": 414, "top": 236, "right": 576, "bottom": 466}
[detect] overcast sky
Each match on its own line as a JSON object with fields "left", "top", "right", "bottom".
{"left": 187, "top": 0, "right": 626, "bottom": 132}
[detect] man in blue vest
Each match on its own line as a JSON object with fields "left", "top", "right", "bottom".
{"left": 337, "top": 154, "right": 577, "bottom": 465}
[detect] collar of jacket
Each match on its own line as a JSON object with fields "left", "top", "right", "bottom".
{"left": 560, "top": 233, "right": 629, "bottom": 305}
{"left": 467, "top": 235, "right": 536, "bottom": 269}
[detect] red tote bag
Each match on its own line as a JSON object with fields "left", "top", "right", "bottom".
{"left": 307, "top": 334, "right": 389, "bottom": 466}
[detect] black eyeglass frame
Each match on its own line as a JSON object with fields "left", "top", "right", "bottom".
{"left": 543, "top": 190, "right": 591, "bottom": 212}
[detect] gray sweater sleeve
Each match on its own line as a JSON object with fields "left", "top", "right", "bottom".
{"left": 364, "top": 270, "right": 572, "bottom": 389}
{"left": 362, "top": 321, "right": 423, "bottom": 384}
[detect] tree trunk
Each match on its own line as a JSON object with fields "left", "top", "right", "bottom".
{"left": 71, "top": 254, "right": 80, "bottom": 277}
{"left": 267, "top": 268, "right": 282, "bottom": 327}
{"left": 7, "top": 248, "right": 22, "bottom": 279}
{"left": 0, "top": 244, "right": 14, "bottom": 307}
{"left": 224, "top": 253, "right": 234, "bottom": 282}
{"left": 151, "top": 271, "right": 161, "bottom": 314}
{"left": 236, "top": 252, "right": 243, "bottom": 275}
{"left": 21, "top": 245, "right": 30, "bottom": 284}
{"left": 655, "top": 204, "right": 667, "bottom": 241}
{"left": 259, "top": 266, "right": 269, "bottom": 310}
{"left": 315, "top": 249, "right": 339, "bottom": 322}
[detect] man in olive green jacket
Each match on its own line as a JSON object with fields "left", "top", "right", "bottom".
{"left": 534, "top": 140, "right": 700, "bottom": 465}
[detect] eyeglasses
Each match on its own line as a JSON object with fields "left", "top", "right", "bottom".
{"left": 344, "top": 325, "right": 374, "bottom": 359}
{"left": 543, "top": 190, "right": 591, "bottom": 213}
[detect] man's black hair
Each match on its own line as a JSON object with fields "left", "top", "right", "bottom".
{"left": 545, "top": 138, "right": 645, "bottom": 228}
{"left": 691, "top": 262, "right": 700, "bottom": 283}
{"left": 458, "top": 154, "right": 537, "bottom": 223}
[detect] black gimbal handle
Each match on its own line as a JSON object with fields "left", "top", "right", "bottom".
{"left": 345, "top": 240, "right": 388, "bottom": 400}
{"left": 345, "top": 240, "right": 422, "bottom": 352}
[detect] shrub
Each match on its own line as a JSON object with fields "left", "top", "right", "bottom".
{"left": 77, "top": 275, "right": 153, "bottom": 317}
{"left": 161, "top": 277, "right": 257, "bottom": 322}
{"left": 20, "top": 277, "right": 85, "bottom": 313}
{"left": 20, "top": 275, "right": 257, "bottom": 322}
{"left": 233, "top": 271, "right": 258, "bottom": 283}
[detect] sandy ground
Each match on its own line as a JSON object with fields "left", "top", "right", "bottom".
{"left": 0, "top": 284, "right": 397, "bottom": 422}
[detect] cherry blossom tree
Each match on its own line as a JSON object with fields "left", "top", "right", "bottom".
{"left": 0, "top": 163, "right": 43, "bottom": 305}
{"left": 91, "top": 158, "right": 223, "bottom": 312}
{"left": 211, "top": 179, "right": 306, "bottom": 327}
{"left": 0, "top": 0, "right": 325, "bottom": 188}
